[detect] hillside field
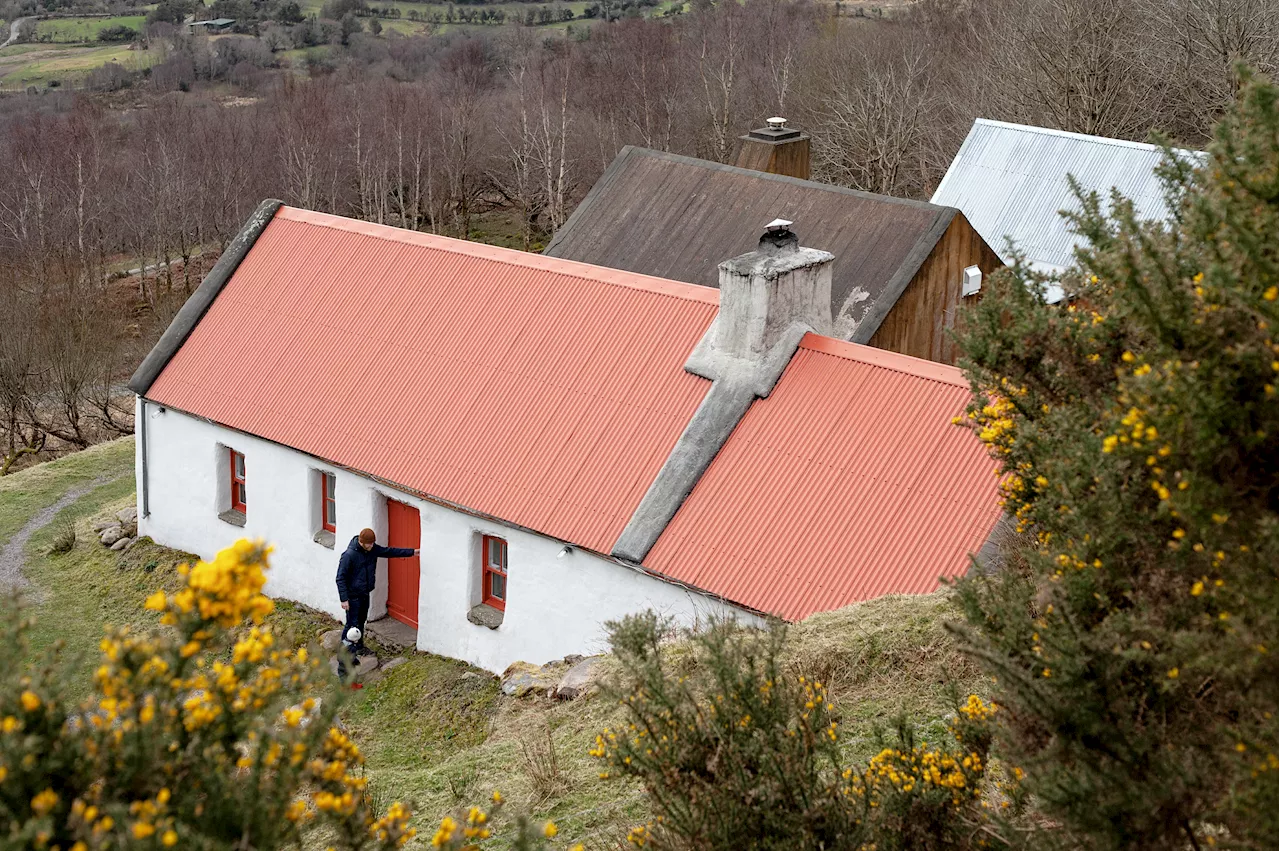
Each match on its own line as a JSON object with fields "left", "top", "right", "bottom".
{"left": 35, "top": 15, "right": 146, "bottom": 43}
{"left": 3, "top": 438, "right": 982, "bottom": 847}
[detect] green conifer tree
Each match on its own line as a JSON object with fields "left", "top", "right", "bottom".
{"left": 950, "top": 73, "right": 1278, "bottom": 850}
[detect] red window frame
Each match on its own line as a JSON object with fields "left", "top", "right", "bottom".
{"left": 230, "top": 450, "right": 247, "bottom": 512}
{"left": 321, "top": 471, "right": 337, "bottom": 533}
{"left": 481, "top": 535, "right": 507, "bottom": 611}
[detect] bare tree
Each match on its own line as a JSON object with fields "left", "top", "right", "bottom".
{"left": 806, "top": 30, "right": 941, "bottom": 197}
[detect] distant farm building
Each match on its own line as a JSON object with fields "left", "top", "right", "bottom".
{"left": 188, "top": 18, "right": 235, "bottom": 33}
{"left": 545, "top": 121, "right": 1003, "bottom": 366}
{"left": 931, "top": 119, "right": 1204, "bottom": 301}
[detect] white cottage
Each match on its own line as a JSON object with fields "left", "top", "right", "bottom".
{"left": 131, "top": 202, "right": 1002, "bottom": 674}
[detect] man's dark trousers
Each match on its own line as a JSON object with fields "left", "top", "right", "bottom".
{"left": 344, "top": 593, "right": 371, "bottom": 652}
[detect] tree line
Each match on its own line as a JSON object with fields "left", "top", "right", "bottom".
{"left": 0, "top": 0, "right": 1276, "bottom": 471}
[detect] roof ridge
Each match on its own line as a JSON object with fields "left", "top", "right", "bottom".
{"left": 277, "top": 206, "right": 721, "bottom": 306}
{"left": 797, "top": 332, "right": 969, "bottom": 388}
{"left": 621, "top": 146, "right": 955, "bottom": 214}
{"left": 971, "top": 118, "right": 1200, "bottom": 157}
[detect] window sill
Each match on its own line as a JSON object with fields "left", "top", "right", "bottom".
{"left": 313, "top": 529, "right": 336, "bottom": 549}
{"left": 218, "top": 509, "right": 246, "bottom": 527}
{"left": 467, "top": 604, "right": 504, "bottom": 630}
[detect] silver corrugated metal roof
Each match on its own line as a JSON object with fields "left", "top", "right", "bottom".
{"left": 931, "top": 119, "right": 1202, "bottom": 271}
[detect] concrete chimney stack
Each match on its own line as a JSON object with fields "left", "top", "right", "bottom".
{"left": 735, "top": 117, "right": 811, "bottom": 180}
{"left": 711, "top": 219, "right": 833, "bottom": 361}
{"left": 613, "top": 219, "right": 833, "bottom": 562}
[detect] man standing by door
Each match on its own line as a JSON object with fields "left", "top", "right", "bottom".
{"left": 336, "top": 527, "right": 420, "bottom": 655}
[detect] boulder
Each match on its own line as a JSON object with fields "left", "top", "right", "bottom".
{"left": 555, "top": 656, "right": 607, "bottom": 700}
{"left": 109, "top": 536, "right": 132, "bottom": 551}
{"left": 329, "top": 653, "right": 379, "bottom": 681}
{"left": 501, "top": 661, "right": 558, "bottom": 698}
{"left": 381, "top": 657, "right": 408, "bottom": 674}
{"left": 320, "top": 629, "right": 344, "bottom": 652}
{"left": 99, "top": 526, "right": 125, "bottom": 546}
{"left": 92, "top": 519, "right": 116, "bottom": 533}
{"left": 116, "top": 507, "right": 138, "bottom": 524}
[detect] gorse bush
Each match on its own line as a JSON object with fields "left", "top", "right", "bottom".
{"left": 591, "top": 613, "right": 1013, "bottom": 851}
{"left": 951, "top": 73, "right": 1278, "bottom": 849}
{"left": 0, "top": 539, "right": 414, "bottom": 850}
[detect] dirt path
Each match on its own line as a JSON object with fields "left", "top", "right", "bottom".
{"left": 1, "top": 16, "right": 35, "bottom": 50}
{"left": 0, "top": 474, "right": 115, "bottom": 591}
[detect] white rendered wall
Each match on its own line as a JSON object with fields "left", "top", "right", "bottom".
{"left": 135, "top": 398, "right": 759, "bottom": 673}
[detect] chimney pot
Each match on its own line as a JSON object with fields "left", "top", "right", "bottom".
{"left": 759, "top": 220, "right": 798, "bottom": 256}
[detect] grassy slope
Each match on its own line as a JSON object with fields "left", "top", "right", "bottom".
{"left": 36, "top": 15, "right": 147, "bottom": 42}
{"left": 0, "top": 42, "right": 156, "bottom": 85}
{"left": 6, "top": 440, "right": 981, "bottom": 847}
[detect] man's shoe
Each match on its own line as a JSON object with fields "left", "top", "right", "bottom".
{"left": 355, "top": 645, "right": 375, "bottom": 657}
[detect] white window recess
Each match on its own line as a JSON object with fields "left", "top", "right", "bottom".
{"left": 962, "top": 266, "right": 983, "bottom": 297}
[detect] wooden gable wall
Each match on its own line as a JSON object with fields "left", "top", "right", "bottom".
{"left": 867, "top": 213, "right": 1004, "bottom": 365}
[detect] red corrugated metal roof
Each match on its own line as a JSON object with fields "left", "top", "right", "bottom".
{"left": 146, "top": 207, "right": 719, "bottom": 555}
{"left": 642, "top": 333, "right": 1002, "bottom": 621}
{"left": 148, "top": 206, "right": 1000, "bottom": 622}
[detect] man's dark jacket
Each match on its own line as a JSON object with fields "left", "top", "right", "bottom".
{"left": 335, "top": 536, "right": 415, "bottom": 602}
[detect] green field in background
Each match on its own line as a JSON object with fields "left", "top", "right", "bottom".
{"left": 36, "top": 15, "right": 147, "bottom": 43}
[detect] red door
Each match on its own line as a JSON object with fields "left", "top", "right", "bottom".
{"left": 386, "top": 500, "right": 420, "bottom": 629}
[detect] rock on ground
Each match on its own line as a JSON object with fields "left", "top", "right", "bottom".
{"left": 328, "top": 653, "right": 379, "bottom": 681}
{"left": 109, "top": 536, "right": 132, "bottom": 551}
{"left": 381, "top": 657, "right": 408, "bottom": 673}
{"left": 320, "top": 629, "right": 343, "bottom": 652}
{"left": 501, "top": 661, "right": 560, "bottom": 697}
{"left": 555, "top": 656, "right": 606, "bottom": 700}
{"left": 116, "top": 507, "right": 138, "bottom": 524}
{"left": 99, "top": 526, "right": 125, "bottom": 546}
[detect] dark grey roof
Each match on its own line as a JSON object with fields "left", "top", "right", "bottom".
{"left": 545, "top": 146, "right": 960, "bottom": 333}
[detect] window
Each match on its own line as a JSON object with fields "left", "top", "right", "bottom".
{"left": 321, "top": 472, "right": 337, "bottom": 532}
{"left": 481, "top": 535, "right": 507, "bottom": 611}
{"left": 230, "top": 450, "right": 247, "bottom": 512}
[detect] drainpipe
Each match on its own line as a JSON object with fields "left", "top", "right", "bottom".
{"left": 139, "top": 397, "right": 150, "bottom": 518}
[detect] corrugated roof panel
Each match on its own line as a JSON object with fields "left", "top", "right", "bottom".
{"left": 931, "top": 119, "right": 1202, "bottom": 269}
{"left": 147, "top": 207, "right": 718, "bottom": 556}
{"left": 643, "top": 334, "right": 1001, "bottom": 621}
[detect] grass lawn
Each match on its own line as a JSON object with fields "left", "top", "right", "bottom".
{"left": 35, "top": 15, "right": 147, "bottom": 43}
{"left": 5, "top": 439, "right": 981, "bottom": 846}
{"left": 0, "top": 41, "right": 157, "bottom": 86}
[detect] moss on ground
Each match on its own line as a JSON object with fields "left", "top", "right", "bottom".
{"left": 6, "top": 438, "right": 982, "bottom": 847}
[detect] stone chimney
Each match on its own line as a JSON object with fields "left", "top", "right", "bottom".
{"left": 708, "top": 219, "right": 833, "bottom": 363}
{"left": 735, "top": 117, "right": 811, "bottom": 180}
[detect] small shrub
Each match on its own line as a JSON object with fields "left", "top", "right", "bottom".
{"left": 96, "top": 24, "right": 138, "bottom": 42}
{"left": 519, "top": 722, "right": 567, "bottom": 805}
{"left": 46, "top": 520, "right": 75, "bottom": 555}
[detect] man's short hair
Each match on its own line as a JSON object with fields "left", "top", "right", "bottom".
{"left": 358, "top": 528, "right": 376, "bottom": 545}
